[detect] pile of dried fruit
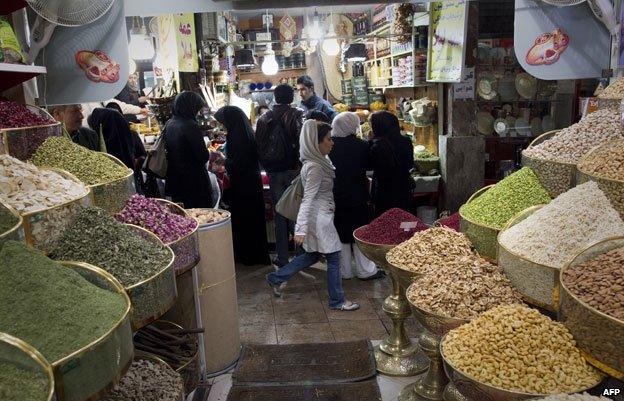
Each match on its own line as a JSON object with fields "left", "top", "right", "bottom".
{"left": 460, "top": 168, "right": 551, "bottom": 229}
{"left": 0, "top": 155, "right": 88, "bottom": 213}
{"left": 523, "top": 109, "right": 624, "bottom": 164}
{"left": 386, "top": 227, "right": 476, "bottom": 274}
{"left": 0, "top": 241, "right": 126, "bottom": 362}
{"left": 186, "top": 208, "right": 229, "bottom": 225}
{"left": 116, "top": 195, "right": 197, "bottom": 244}
{"left": 100, "top": 357, "right": 183, "bottom": 401}
{"left": 354, "top": 208, "right": 427, "bottom": 245}
{"left": 51, "top": 208, "right": 172, "bottom": 286}
{"left": 498, "top": 181, "right": 624, "bottom": 268}
{"left": 31, "top": 137, "right": 128, "bottom": 186}
{"left": 0, "top": 101, "right": 54, "bottom": 129}
{"left": 406, "top": 257, "right": 523, "bottom": 319}
{"left": 578, "top": 139, "right": 624, "bottom": 181}
{"left": 598, "top": 77, "right": 624, "bottom": 99}
{"left": 562, "top": 246, "right": 624, "bottom": 320}
{"left": 442, "top": 304, "right": 602, "bottom": 394}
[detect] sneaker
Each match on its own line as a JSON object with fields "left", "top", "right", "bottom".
{"left": 358, "top": 270, "right": 386, "bottom": 281}
{"left": 330, "top": 300, "right": 360, "bottom": 311}
{"left": 265, "top": 274, "right": 283, "bottom": 297}
{"left": 272, "top": 258, "right": 287, "bottom": 270}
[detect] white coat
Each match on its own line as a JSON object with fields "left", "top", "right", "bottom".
{"left": 295, "top": 161, "right": 341, "bottom": 254}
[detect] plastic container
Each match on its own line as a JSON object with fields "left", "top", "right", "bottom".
{"left": 559, "top": 237, "right": 624, "bottom": 379}
{"left": 459, "top": 185, "right": 499, "bottom": 261}
{"left": 154, "top": 199, "right": 200, "bottom": 275}
{"left": 0, "top": 105, "right": 62, "bottom": 161}
{"left": 20, "top": 168, "right": 92, "bottom": 254}
{"left": 0, "top": 201, "right": 24, "bottom": 247}
{"left": 521, "top": 130, "right": 577, "bottom": 198}
{"left": 89, "top": 153, "right": 135, "bottom": 214}
{"left": 0, "top": 332, "right": 55, "bottom": 401}
{"left": 124, "top": 225, "right": 177, "bottom": 331}
{"left": 53, "top": 261, "right": 133, "bottom": 401}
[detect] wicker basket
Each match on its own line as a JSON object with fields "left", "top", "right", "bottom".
{"left": 459, "top": 185, "right": 498, "bottom": 261}
{"left": 521, "top": 130, "right": 577, "bottom": 198}
{"left": 559, "top": 237, "right": 624, "bottom": 379}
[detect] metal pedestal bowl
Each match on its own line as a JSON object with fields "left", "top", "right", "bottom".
{"left": 559, "top": 237, "right": 624, "bottom": 379}
{"left": 399, "top": 286, "right": 469, "bottom": 401}
{"left": 354, "top": 227, "right": 428, "bottom": 377}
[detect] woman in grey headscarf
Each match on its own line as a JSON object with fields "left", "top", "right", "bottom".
{"left": 330, "top": 112, "right": 382, "bottom": 281}
{"left": 266, "top": 120, "right": 359, "bottom": 311}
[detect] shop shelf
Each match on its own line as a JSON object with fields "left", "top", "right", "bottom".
{"left": 0, "top": 63, "right": 47, "bottom": 91}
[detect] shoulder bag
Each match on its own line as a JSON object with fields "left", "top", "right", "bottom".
{"left": 275, "top": 174, "right": 304, "bottom": 222}
{"left": 143, "top": 125, "right": 168, "bottom": 179}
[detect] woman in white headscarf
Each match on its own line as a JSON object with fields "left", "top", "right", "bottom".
{"left": 266, "top": 120, "right": 360, "bottom": 311}
{"left": 330, "top": 112, "right": 383, "bottom": 281}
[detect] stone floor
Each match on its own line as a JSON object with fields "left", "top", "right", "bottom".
{"left": 200, "top": 263, "right": 427, "bottom": 401}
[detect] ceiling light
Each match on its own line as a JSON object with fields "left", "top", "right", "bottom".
{"left": 261, "top": 45, "right": 279, "bottom": 75}
{"left": 322, "top": 14, "right": 340, "bottom": 56}
{"left": 308, "top": 11, "right": 323, "bottom": 41}
{"left": 128, "top": 17, "right": 155, "bottom": 60}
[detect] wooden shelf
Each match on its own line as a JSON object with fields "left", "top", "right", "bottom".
{"left": 0, "top": 63, "right": 47, "bottom": 92}
{"left": 0, "top": 0, "right": 26, "bottom": 15}
{"left": 238, "top": 66, "right": 306, "bottom": 75}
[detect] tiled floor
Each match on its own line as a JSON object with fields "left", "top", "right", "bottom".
{"left": 207, "top": 262, "right": 426, "bottom": 401}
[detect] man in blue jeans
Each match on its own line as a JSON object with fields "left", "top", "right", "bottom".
{"left": 255, "top": 84, "right": 304, "bottom": 268}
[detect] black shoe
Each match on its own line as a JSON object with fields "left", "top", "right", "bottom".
{"left": 358, "top": 270, "right": 386, "bottom": 281}
{"left": 272, "top": 258, "right": 287, "bottom": 269}
{"left": 266, "top": 274, "right": 283, "bottom": 297}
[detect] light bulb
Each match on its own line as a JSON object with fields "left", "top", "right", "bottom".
{"left": 261, "top": 49, "right": 279, "bottom": 75}
{"left": 322, "top": 25, "right": 339, "bottom": 56}
{"left": 309, "top": 19, "right": 323, "bottom": 41}
{"left": 129, "top": 31, "right": 155, "bottom": 60}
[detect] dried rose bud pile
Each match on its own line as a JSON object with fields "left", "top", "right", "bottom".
{"left": 436, "top": 212, "right": 460, "bottom": 231}
{"left": 355, "top": 208, "right": 427, "bottom": 245}
{"left": 115, "top": 195, "right": 197, "bottom": 244}
{"left": 0, "top": 101, "right": 54, "bottom": 129}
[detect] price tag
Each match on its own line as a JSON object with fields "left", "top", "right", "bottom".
{"left": 400, "top": 222, "right": 418, "bottom": 232}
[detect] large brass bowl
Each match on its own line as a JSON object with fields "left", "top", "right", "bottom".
{"left": 521, "top": 130, "right": 577, "bottom": 198}
{"left": 124, "top": 225, "right": 177, "bottom": 331}
{"left": 459, "top": 185, "right": 499, "bottom": 261}
{"left": 496, "top": 205, "right": 560, "bottom": 311}
{"left": 577, "top": 139, "right": 624, "bottom": 221}
{"left": 89, "top": 153, "right": 135, "bottom": 214}
{"left": 440, "top": 333, "right": 603, "bottom": 401}
{"left": 0, "top": 201, "right": 24, "bottom": 247}
{"left": 353, "top": 227, "right": 394, "bottom": 270}
{"left": 559, "top": 237, "right": 624, "bottom": 379}
{"left": 0, "top": 332, "right": 55, "bottom": 401}
{"left": 53, "top": 261, "right": 134, "bottom": 401}
{"left": 154, "top": 199, "right": 200, "bottom": 275}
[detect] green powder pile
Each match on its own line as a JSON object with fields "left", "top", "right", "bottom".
{"left": 51, "top": 207, "right": 172, "bottom": 286}
{"left": 460, "top": 167, "right": 551, "bottom": 229}
{"left": 0, "top": 241, "right": 127, "bottom": 362}
{"left": 0, "top": 362, "right": 48, "bottom": 401}
{"left": 0, "top": 207, "right": 18, "bottom": 233}
{"left": 31, "top": 136, "right": 128, "bottom": 186}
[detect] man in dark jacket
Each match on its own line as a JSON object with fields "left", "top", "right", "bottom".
{"left": 296, "top": 75, "right": 336, "bottom": 122}
{"left": 50, "top": 104, "right": 101, "bottom": 151}
{"left": 255, "top": 84, "right": 304, "bottom": 268}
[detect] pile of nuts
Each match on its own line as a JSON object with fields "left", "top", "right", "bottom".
{"left": 578, "top": 140, "right": 624, "bottom": 181}
{"left": 442, "top": 304, "right": 603, "bottom": 394}
{"left": 386, "top": 227, "right": 476, "bottom": 274}
{"left": 31, "top": 137, "right": 129, "bottom": 186}
{"left": 498, "top": 181, "right": 624, "bottom": 268}
{"left": 460, "top": 167, "right": 551, "bottom": 229}
{"left": 598, "top": 77, "right": 624, "bottom": 99}
{"left": 533, "top": 394, "right": 610, "bottom": 401}
{"left": 523, "top": 109, "right": 624, "bottom": 164}
{"left": 562, "top": 246, "right": 624, "bottom": 320}
{"left": 101, "top": 357, "right": 183, "bottom": 401}
{"left": 186, "top": 208, "right": 230, "bottom": 225}
{"left": 0, "top": 155, "right": 88, "bottom": 213}
{"left": 406, "top": 257, "right": 523, "bottom": 319}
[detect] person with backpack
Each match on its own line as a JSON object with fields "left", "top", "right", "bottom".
{"left": 255, "top": 84, "right": 304, "bottom": 269}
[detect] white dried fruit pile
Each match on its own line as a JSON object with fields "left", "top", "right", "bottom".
{"left": 386, "top": 227, "right": 476, "bottom": 274}
{"left": 498, "top": 181, "right": 624, "bottom": 268}
{"left": 598, "top": 77, "right": 624, "bottom": 99}
{"left": 406, "top": 257, "right": 523, "bottom": 319}
{"left": 0, "top": 155, "right": 88, "bottom": 213}
{"left": 186, "top": 208, "right": 229, "bottom": 225}
{"left": 523, "top": 109, "right": 624, "bottom": 164}
{"left": 442, "top": 305, "right": 603, "bottom": 395}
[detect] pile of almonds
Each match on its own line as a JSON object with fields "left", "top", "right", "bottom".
{"left": 185, "top": 208, "right": 230, "bottom": 225}
{"left": 523, "top": 109, "right": 624, "bottom": 164}
{"left": 578, "top": 139, "right": 624, "bottom": 181}
{"left": 442, "top": 304, "right": 603, "bottom": 395}
{"left": 386, "top": 227, "right": 476, "bottom": 274}
{"left": 598, "top": 77, "right": 624, "bottom": 99}
{"left": 562, "top": 246, "right": 624, "bottom": 320}
{"left": 406, "top": 257, "right": 523, "bottom": 319}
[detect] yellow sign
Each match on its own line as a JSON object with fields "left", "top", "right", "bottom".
{"left": 174, "top": 13, "right": 198, "bottom": 73}
{"left": 427, "top": 1, "right": 468, "bottom": 83}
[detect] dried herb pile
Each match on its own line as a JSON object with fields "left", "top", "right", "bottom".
{"left": 0, "top": 241, "right": 126, "bottom": 362}
{"left": 51, "top": 207, "right": 172, "bottom": 287}
{"left": 0, "top": 207, "right": 18, "bottom": 233}
{"left": 0, "top": 361, "right": 48, "bottom": 401}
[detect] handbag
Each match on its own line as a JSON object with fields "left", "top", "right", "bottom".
{"left": 275, "top": 175, "right": 304, "bottom": 221}
{"left": 143, "top": 127, "right": 168, "bottom": 179}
